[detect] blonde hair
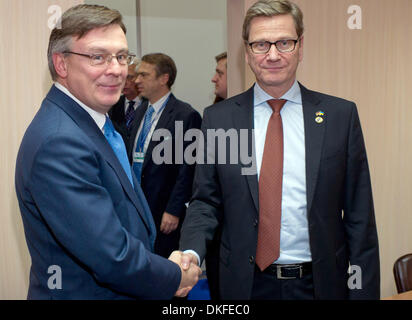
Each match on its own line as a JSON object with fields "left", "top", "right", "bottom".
{"left": 242, "top": 0, "right": 304, "bottom": 42}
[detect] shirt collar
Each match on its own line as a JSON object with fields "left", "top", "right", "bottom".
{"left": 254, "top": 80, "right": 302, "bottom": 107}
{"left": 150, "top": 91, "right": 171, "bottom": 113}
{"left": 54, "top": 82, "right": 106, "bottom": 131}
{"left": 125, "top": 96, "right": 141, "bottom": 110}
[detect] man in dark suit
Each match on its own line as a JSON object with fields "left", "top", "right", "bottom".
{"left": 205, "top": 51, "right": 229, "bottom": 300}
{"left": 128, "top": 53, "right": 202, "bottom": 259}
{"left": 14, "top": 4, "right": 200, "bottom": 300}
{"left": 109, "top": 59, "right": 147, "bottom": 142}
{"left": 180, "top": 0, "right": 380, "bottom": 300}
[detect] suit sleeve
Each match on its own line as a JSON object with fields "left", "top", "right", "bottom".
{"left": 179, "top": 108, "right": 223, "bottom": 263}
{"left": 165, "top": 110, "right": 202, "bottom": 218}
{"left": 29, "top": 133, "right": 181, "bottom": 299}
{"left": 343, "top": 103, "right": 380, "bottom": 299}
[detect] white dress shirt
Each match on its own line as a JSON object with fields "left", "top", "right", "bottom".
{"left": 124, "top": 96, "right": 141, "bottom": 114}
{"left": 54, "top": 82, "right": 106, "bottom": 132}
{"left": 186, "top": 81, "right": 312, "bottom": 266}
{"left": 254, "top": 80, "right": 311, "bottom": 264}
{"left": 132, "top": 91, "right": 171, "bottom": 154}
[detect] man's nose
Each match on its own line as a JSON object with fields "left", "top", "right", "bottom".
{"left": 211, "top": 74, "right": 218, "bottom": 83}
{"left": 105, "top": 57, "right": 124, "bottom": 76}
{"left": 267, "top": 44, "right": 281, "bottom": 61}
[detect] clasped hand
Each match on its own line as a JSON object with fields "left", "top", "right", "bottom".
{"left": 168, "top": 251, "right": 201, "bottom": 297}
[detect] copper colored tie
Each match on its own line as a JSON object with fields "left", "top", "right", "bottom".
{"left": 256, "top": 99, "right": 287, "bottom": 271}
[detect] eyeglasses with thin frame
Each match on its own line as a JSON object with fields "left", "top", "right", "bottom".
{"left": 248, "top": 39, "right": 300, "bottom": 54}
{"left": 63, "top": 51, "right": 136, "bottom": 66}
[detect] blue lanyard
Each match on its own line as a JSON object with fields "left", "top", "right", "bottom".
{"left": 137, "top": 95, "right": 170, "bottom": 152}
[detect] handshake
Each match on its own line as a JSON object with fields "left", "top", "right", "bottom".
{"left": 168, "top": 251, "right": 202, "bottom": 297}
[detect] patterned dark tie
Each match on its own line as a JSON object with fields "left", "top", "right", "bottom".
{"left": 125, "top": 100, "right": 135, "bottom": 129}
{"left": 255, "top": 99, "right": 287, "bottom": 271}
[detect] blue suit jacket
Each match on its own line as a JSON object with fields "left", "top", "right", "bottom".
{"left": 15, "top": 85, "right": 181, "bottom": 299}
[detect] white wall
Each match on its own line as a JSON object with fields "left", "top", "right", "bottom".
{"left": 85, "top": 0, "right": 139, "bottom": 56}
{"left": 139, "top": 0, "right": 227, "bottom": 113}
{"left": 85, "top": 0, "right": 227, "bottom": 113}
{"left": 0, "top": 0, "right": 85, "bottom": 299}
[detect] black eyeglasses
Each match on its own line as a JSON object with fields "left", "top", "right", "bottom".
{"left": 248, "top": 39, "right": 299, "bottom": 54}
{"left": 63, "top": 51, "right": 136, "bottom": 66}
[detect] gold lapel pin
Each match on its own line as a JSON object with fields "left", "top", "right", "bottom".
{"left": 315, "top": 110, "right": 324, "bottom": 123}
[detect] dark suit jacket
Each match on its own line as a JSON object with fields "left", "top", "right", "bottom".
{"left": 109, "top": 95, "right": 148, "bottom": 144}
{"left": 126, "top": 93, "right": 202, "bottom": 257}
{"left": 15, "top": 85, "right": 181, "bottom": 299}
{"left": 180, "top": 83, "right": 380, "bottom": 300}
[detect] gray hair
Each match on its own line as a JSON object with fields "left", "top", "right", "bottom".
{"left": 242, "top": 0, "right": 304, "bottom": 42}
{"left": 47, "top": 4, "right": 126, "bottom": 81}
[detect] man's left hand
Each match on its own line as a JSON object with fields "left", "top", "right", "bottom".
{"left": 160, "top": 212, "right": 179, "bottom": 234}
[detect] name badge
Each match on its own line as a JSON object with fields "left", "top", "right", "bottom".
{"left": 133, "top": 152, "right": 145, "bottom": 163}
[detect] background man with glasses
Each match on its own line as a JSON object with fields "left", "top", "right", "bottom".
{"left": 15, "top": 4, "right": 200, "bottom": 299}
{"left": 109, "top": 58, "right": 148, "bottom": 144}
{"left": 180, "top": 0, "right": 379, "bottom": 299}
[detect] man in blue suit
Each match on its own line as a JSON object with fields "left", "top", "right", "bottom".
{"left": 15, "top": 4, "right": 200, "bottom": 299}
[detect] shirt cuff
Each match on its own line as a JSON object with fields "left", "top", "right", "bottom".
{"left": 183, "top": 250, "right": 201, "bottom": 266}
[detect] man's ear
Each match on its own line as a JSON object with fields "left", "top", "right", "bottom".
{"left": 160, "top": 73, "right": 169, "bottom": 86}
{"left": 298, "top": 35, "right": 304, "bottom": 62}
{"left": 244, "top": 42, "right": 250, "bottom": 65}
{"left": 52, "top": 53, "right": 68, "bottom": 78}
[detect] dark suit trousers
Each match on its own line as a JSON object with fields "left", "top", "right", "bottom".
{"left": 205, "top": 227, "right": 222, "bottom": 300}
{"left": 251, "top": 266, "right": 315, "bottom": 300}
{"left": 154, "top": 222, "right": 182, "bottom": 258}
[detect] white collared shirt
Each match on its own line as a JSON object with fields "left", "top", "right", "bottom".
{"left": 133, "top": 91, "right": 171, "bottom": 154}
{"left": 187, "top": 82, "right": 311, "bottom": 266}
{"left": 124, "top": 96, "right": 142, "bottom": 114}
{"left": 54, "top": 82, "right": 106, "bottom": 132}
{"left": 254, "top": 80, "right": 311, "bottom": 264}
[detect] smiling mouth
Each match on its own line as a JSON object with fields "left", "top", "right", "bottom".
{"left": 265, "top": 66, "right": 283, "bottom": 70}
{"left": 100, "top": 84, "right": 122, "bottom": 89}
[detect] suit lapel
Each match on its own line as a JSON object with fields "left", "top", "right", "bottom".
{"left": 233, "top": 86, "right": 260, "bottom": 213}
{"left": 233, "top": 83, "right": 327, "bottom": 217}
{"left": 47, "top": 86, "right": 154, "bottom": 234}
{"left": 299, "top": 83, "right": 326, "bottom": 215}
